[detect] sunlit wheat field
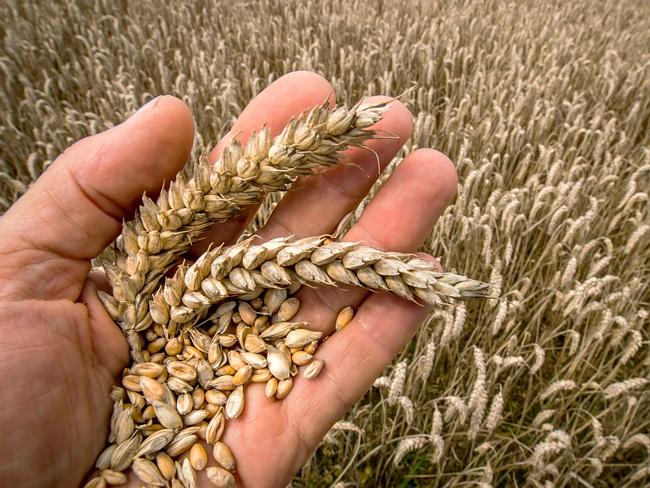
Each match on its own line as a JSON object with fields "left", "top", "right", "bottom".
{"left": 1, "top": 0, "right": 649, "bottom": 486}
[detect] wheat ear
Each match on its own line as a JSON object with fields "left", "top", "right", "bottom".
{"left": 101, "top": 100, "right": 391, "bottom": 334}
{"left": 118, "top": 236, "right": 489, "bottom": 338}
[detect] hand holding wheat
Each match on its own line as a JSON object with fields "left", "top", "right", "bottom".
{"left": 0, "top": 72, "right": 464, "bottom": 487}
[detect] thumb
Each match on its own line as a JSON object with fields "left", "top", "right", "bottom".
{"left": 0, "top": 96, "right": 194, "bottom": 301}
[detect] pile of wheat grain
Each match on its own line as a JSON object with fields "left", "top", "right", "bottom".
{"left": 1, "top": 0, "right": 648, "bottom": 486}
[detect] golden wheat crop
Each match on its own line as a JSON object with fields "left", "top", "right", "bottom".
{"left": 1, "top": 0, "right": 648, "bottom": 486}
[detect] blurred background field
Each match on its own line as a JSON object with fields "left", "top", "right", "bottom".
{"left": 1, "top": 0, "right": 648, "bottom": 486}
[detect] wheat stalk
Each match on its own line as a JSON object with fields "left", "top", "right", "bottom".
{"left": 100, "top": 99, "right": 391, "bottom": 339}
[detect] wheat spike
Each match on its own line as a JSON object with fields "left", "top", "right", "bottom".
{"left": 393, "top": 436, "right": 429, "bottom": 466}
{"left": 100, "top": 100, "right": 392, "bottom": 340}
{"left": 603, "top": 378, "right": 649, "bottom": 400}
{"left": 140, "top": 236, "right": 488, "bottom": 349}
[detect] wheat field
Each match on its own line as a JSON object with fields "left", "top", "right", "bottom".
{"left": 1, "top": 0, "right": 649, "bottom": 486}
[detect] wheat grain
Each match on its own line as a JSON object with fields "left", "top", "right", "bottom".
{"left": 451, "top": 303, "right": 467, "bottom": 340}
{"left": 335, "top": 306, "right": 355, "bottom": 331}
{"left": 430, "top": 434, "right": 445, "bottom": 464}
{"left": 620, "top": 330, "right": 643, "bottom": 365}
{"left": 179, "top": 459, "right": 197, "bottom": 488}
{"left": 100, "top": 469, "right": 128, "bottom": 485}
{"left": 212, "top": 442, "right": 236, "bottom": 472}
{"left": 156, "top": 453, "right": 176, "bottom": 481}
{"left": 132, "top": 457, "right": 167, "bottom": 486}
{"left": 529, "top": 430, "right": 571, "bottom": 469}
{"left": 439, "top": 310, "right": 455, "bottom": 348}
{"left": 88, "top": 282, "right": 334, "bottom": 483}
{"left": 560, "top": 256, "right": 578, "bottom": 287}
{"left": 493, "top": 355, "right": 525, "bottom": 375}
{"left": 591, "top": 418, "right": 604, "bottom": 446}
{"left": 300, "top": 358, "right": 322, "bottom": 379}
{"left": 469, "top": 347, "right": 487, "bottom": 410}
{"left": 491, "top": 301, "right": 508, "bottom": 336}
{"left": 83, "top": 477, "right": 106, "bottom": 488}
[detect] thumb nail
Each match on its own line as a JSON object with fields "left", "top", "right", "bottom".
{"left": 130, "top": 96, "right": 161, "bottom": 120}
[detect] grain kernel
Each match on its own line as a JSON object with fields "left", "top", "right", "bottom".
{"left": 212, "top": 442, "right": 236, "bottom": 471}
{"left": 336, "top": 306, "right": 354, "bottom": 330}
{"left": 189, "top": 443, "right": 208, "bottom": 471}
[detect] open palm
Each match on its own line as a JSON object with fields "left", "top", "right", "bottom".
{"left": 0, "top": 71, "right": 457, "bottom": 487}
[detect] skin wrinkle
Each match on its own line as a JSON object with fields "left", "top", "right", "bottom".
{"left": 337, "top": 324, "right": 392, "bottom": 396}
{"left": 359, "top": 295, "right": 429, "bottom": 358}
{"left": 298, "top": 282, "right": 353, "bottom": 330}
{"left": 66, "top": 162, "right": 126, "bottom": 222}
{"left": 0, "top": 303, "right": 99, "bottom": 487}
{"left": 0, "top": 95, "right": 202, "bottom": 487}
{"left": 347, "top": 217, "right": 386, "bottom": 250}
{"left": 2, "top": 183, "right": 93, "bottom": 297}
{"left": 69, "top": 302, "right": 102, "bottom": 371}
{"left": 296, "top": 361, "right": 356, "bottom": 424}
{"left": 0, "top": 244, "right": 87, "bottom": 300}
{"left": 319, "top": 365, "right": 358, "bottom": 413}
{"left": 81, "top": 281, "right": 129, "bottom": 373}
{"left": 49, "top": 307, "right": 110, "bottom": 486}
{"left": 289, "top": 327, "right": 375, "bottom": 447}
{"left": 73, "top": 96, "right": 195, "bottom": 207}
{"left": 319, "top": 165, "right": 378, "bottom": 201}
{"left": 0, "top": 356, "right": 72, "bottom": 409}
{"left": 258, "top": 210, "right": 296, "bottom": 243}
{"left": 354, "top": 305, "right": 406, "bottom": 365}
{"left": 41, "top": 180, "right": 101, "bottom": 256}
{"left": 282, "top": 401, "right": 312, "bottom": 482}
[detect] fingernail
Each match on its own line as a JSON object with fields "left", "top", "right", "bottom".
{"left": 130, "top": 96, "right": 161, "bottom": 120}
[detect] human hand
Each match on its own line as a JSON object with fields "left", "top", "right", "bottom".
{"left": 0, "top": 71, "right": 457, "bottom": 487}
